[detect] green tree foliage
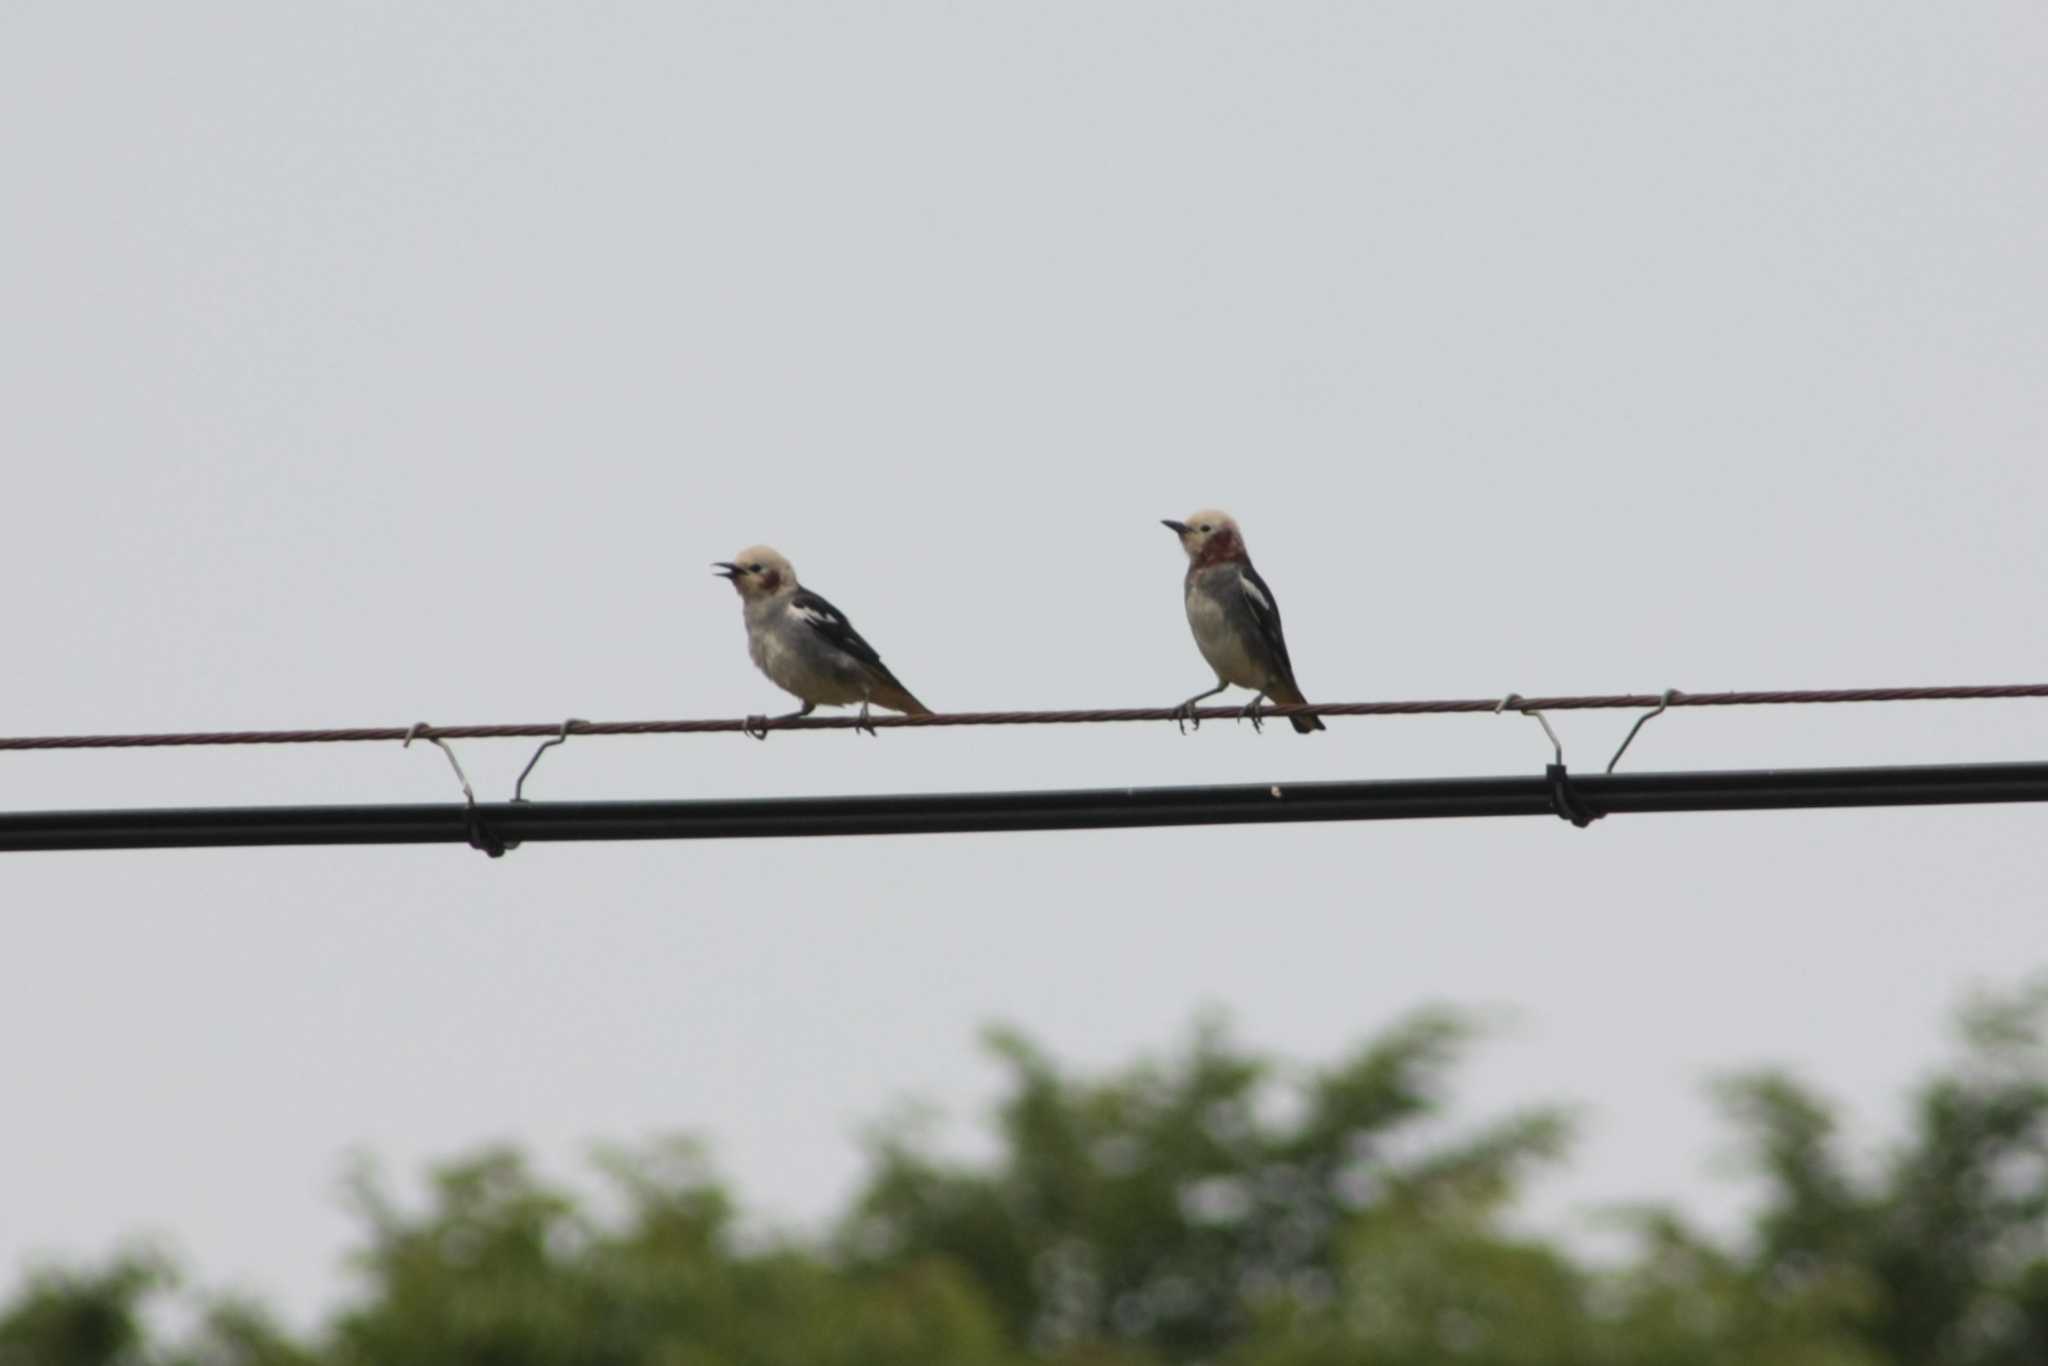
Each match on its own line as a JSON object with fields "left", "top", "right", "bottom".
{"left": 1689, "top": 981, "right": 2048, "bottom": 1366}
{"left": 327, "top": 1141, "right": 1015, "bottom": 1366}
{"left": 0, "top": 1249, "right": 170, "bottom": 1366}
{"left": 8, "top": 987, "right": 2048, "bottom": 1365}
{"left": 845, "top": 1008, "right": 1567, "bottom": 1361}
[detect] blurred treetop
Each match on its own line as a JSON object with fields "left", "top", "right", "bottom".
{"left": 8, "top": 983, "right": 2048, "bottom": 1366}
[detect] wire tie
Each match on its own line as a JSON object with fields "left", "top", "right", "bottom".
{"left": 1606, "top": 689, "right": 1681, "bottom": 773}
{"left": 404, "top": 722, "right": 513, "bottom": 858}
{"left": 1496, "top": 694, "right": 1602, "bottom": 828}
{"left": 513, "top": 718, "right": 588, "bottom": 803}
{"left": 1545, "top": 763, "right": 1604, "bottom": 828}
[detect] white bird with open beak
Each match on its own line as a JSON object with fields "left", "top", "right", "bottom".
{"left": 715, "top": 546, "right": 931, "bottom": 736}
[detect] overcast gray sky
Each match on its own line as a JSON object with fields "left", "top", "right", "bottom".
{"left": 3, "top": 0, "right": 2045, "bottom": 1326}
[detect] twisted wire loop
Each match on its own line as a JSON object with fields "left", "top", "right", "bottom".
{"left": 1, "top": 683, "right": 2045, "bottom": 752}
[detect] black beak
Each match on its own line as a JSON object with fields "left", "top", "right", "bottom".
{"left": 712, "top": 561, "right": 739, "bottom": 579}
{"left": 1161, "top": 520, "right": 1190, "bottom": 535}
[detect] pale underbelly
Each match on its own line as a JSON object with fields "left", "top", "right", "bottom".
{"left": 1186, "top": 601, "right": 1266, "bottom": 689}
{"left": 754, "top": 634, "right": 868, "bottom": 705}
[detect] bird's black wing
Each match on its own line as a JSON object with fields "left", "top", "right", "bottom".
{"left": 790, "top": 587, "right": 906, "bottom": 684}
{"left": 1236, "top": 563, "right": 1300, "bottom": 686}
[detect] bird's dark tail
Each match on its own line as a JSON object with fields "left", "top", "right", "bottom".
{"left": 870, "top": 682, "right": 932, "bottom": 717}
{"left": 1271, "top": 682, "right": 1325, "bottom": 734}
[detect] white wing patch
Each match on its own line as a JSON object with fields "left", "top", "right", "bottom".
{"left": 1239, "top": 574, "right": 1271, "bottom": 613}
{"left": 790, "top": 603, "right": 839, "bottom": 629}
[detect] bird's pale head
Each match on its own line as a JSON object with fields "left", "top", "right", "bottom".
{"left": 1161, "top": 509, "right": 1247, "bottom": 567}
{"left": 713, "top": 546, "right": 797, "bottom": 600}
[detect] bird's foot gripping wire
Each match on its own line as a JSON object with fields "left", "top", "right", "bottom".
{"left": 744, "top": 715, "right": 772, "bottom": 742}
{"left": 1237, "top": 693, "right": 1268, "bottom": 734}
{"left": 1174, "top": 685, "right": 1228, "bottom": 735}
{"left": 855, "top": 700, "right": 878, "bottom": 738}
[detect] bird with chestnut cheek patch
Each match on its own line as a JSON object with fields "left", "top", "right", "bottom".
{"left": 1160, "top": 511, "right": 1325, "bottom": 734}
{"left": 715, "top": 546, "right": 931, "bottom": 737}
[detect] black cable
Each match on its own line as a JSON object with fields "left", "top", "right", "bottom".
{"left": 5, "top": 760, "right": 2045, "bottom": 854}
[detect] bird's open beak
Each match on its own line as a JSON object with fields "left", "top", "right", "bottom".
{"left": 1160, "top": 520, "right": 1190, "bottom": 535}
{"left": 712, "top": 561, "right": 739, "bottom": 579}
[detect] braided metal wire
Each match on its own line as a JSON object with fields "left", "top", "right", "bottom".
{"left": 1, "top": 683, "right": 2044, "bottom": 751}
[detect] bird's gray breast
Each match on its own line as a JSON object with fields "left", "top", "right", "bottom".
{"left": 749, "top": 600, "right": 868, "bottom": 704}
{"left": 1184, "top": 568, "right": 1265, "bottom": 688}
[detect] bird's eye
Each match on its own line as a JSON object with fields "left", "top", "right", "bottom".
{"left": 1199, "top": 524, "right": 1212, "bottom": 533}
{"left": 749, "top": 563, "right": 764, "bottom": 573}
